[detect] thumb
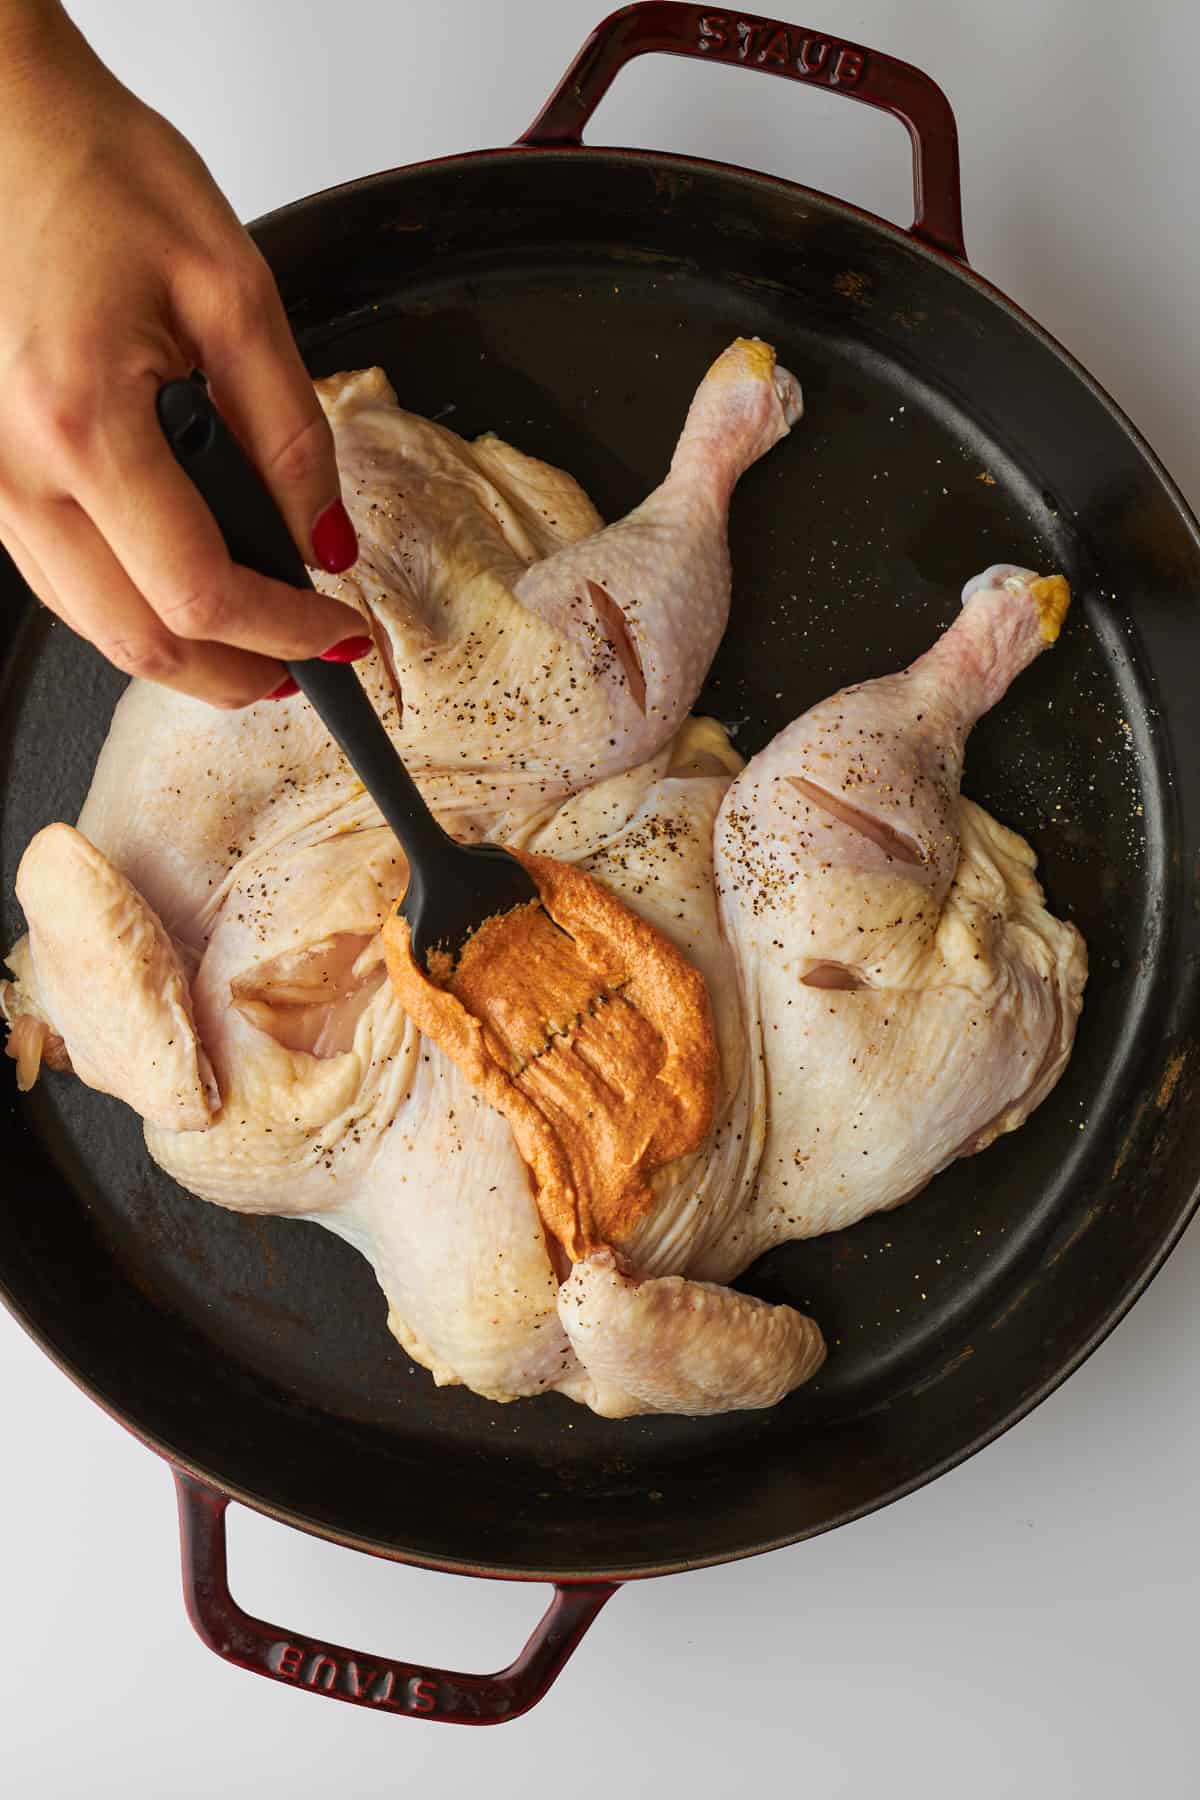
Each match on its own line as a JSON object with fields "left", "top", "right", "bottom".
{"left": 188, "top": 252, "right": 358, "bottom": 577}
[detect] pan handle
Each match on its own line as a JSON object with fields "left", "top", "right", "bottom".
{"left": 518, "top": 1, "right": 966, "bottom": 260}
{"left": 173, "top": 1472, "right": 617, "bottom": 1726}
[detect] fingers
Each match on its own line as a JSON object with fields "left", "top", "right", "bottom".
{"left": 10, "top": 498, "right": 289, "bottom": 707}
{"left": 0, "top": 70, "right": 364, "bottom": 711}
{"left": 64, "top": 381, "right": 365, "bottom": 664}
{"left": 186, "top": 249, "right": 359, "bottom": 576}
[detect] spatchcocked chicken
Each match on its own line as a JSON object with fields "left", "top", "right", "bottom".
{"left": 2, "top": 340, "right": 1086, "bottom": 1417}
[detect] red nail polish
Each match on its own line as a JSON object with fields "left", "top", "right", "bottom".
{"left": 266, "top": 675, "right": 299, "bottom": 700}
{"left": 311, "top": 499, "right": 358, "bottom": 574}
{"left": 320, "top": 634, "right": 374, "bottom": 663}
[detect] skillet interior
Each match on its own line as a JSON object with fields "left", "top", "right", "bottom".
{"left": 2, "top": 150, "right": 1198, "bottom": 1579}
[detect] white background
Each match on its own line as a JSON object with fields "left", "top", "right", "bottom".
{"left": 4, "top": 3, "right": 1198, "bottom": 1795}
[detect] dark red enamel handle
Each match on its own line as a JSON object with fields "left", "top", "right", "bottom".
{"left": 174, "top": 1473, "right": 616, "bottom": 1726}
{"left": 520, "top": 1, "right": 966, "bottom": 260}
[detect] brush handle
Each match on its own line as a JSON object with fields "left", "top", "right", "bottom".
{"left": 156, "top": 378, "right": 452, "bottom": 865}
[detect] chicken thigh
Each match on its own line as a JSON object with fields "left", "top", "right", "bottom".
{"left": 313, "top": 337, "right": 802, "bottom": 829}
{"left": 701, "top": 564, "right": 1087, "bottom": 1274}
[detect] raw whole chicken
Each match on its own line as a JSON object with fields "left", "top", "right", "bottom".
{"left": 2, "top": 340, "right": 1086, "bottom": 1418}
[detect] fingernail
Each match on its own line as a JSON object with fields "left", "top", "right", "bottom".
{"left": 311, "top": 499, "right": 358, "bottom": 574}
{"left": 266, "top": 675, "right": 299, "bottom": 700}
{"left": 320, "top": 634, "right": 374, "bottom": 663}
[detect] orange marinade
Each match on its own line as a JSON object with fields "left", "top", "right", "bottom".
{"left": 382, "top": 850, "right": 718, "bottom": 1260}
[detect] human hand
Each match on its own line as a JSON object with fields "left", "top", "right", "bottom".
{"left": 0, "top": 2, "right": 365, "bottom": 705}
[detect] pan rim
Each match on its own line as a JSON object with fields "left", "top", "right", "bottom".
{"left": 3, "top": 141, "right": 1199, "bottom": 1581}
{"left": 1, "top": 1188, "right": 1196, "bottom": 1584}
{"left": 255, "top": 138, "right": 1200, "bottom": 568}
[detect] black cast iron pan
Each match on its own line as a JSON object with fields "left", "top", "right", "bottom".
{"left": 3, "top": 3, "right": 1199, "bottom": 1725}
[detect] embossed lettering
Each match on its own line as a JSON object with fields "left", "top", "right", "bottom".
{"left": 370, "top": 1669, "right": 397, "bottom": 1706}
{"left": 307, "top": 1654, "right": 339, "bottom": 1691}
{"left": 757, "top": 25, "right": 790, "bottom": 67}
{"left": 831, "top": 46, "right": 866, "bottom": 86}
{"left": 695, "top": 17, "right": 868, "bottom": 89}
{"left": 345, "top": 1661, "right": 382, "bottom": 1698}
{"left": 795, "top": 36, "right": 829, "bottom": 75}
{"left": 271, "top": 1642, "right": 304, "bottom": 1680}
{"left": 696, "top": 11, "right": 729, "bottom": 52}
{"left": 410, "top": 1677, "right": 439, "bottom": 1714}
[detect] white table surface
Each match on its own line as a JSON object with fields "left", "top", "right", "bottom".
{"left": 5, "top": 4, "right": 1198, "bottom": 1794}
